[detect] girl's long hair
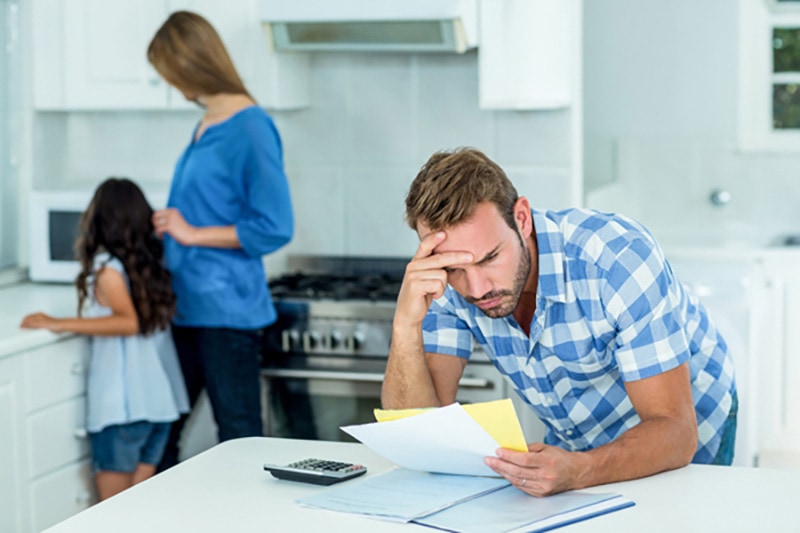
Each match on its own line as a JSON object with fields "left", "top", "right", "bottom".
{"left": 75, "top": 178, "right": 176, "bottom": 335}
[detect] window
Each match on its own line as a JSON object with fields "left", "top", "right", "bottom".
{"left": 739, "top": 0, "right": 800, "bottom": 151}
{"left": 0, "top": 0, "right": 21, "bottom": 279}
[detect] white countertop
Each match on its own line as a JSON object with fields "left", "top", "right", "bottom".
{"left": 0, "top": 282, "right": 79, "bottom": 360}
{"left": 44, "top": 437, "right": 800, "bottom": 533}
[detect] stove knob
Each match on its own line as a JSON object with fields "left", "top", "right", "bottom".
{"left": 349, "top": 331, "right": 366, "bottom": 352}
{"left": 329, "top": 330, "right": 343, "bottom": 349}
{"left": 281, "top": 330, "right": 301, "bottom": 352}
{"left": 303, "top": 331, "right": 321, "bottom": 351}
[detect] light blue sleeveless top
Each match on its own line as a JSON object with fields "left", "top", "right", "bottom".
{"left": 84, "top": 254, "right": 189, "bottom": 433}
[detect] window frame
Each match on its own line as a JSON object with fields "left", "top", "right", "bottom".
{"left": 739, "top": 0, "right": 800, "bottom": 152}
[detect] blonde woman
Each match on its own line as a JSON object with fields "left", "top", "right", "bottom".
{"left": 147, "top": 11, "right": 294, "bottom": 470}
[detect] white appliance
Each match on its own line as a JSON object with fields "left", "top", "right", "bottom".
{"left": 28, "top": 189, "right": 167, "bottom": 283}
{"left": 261, "top": 0, "right": 478, "bottom": 53}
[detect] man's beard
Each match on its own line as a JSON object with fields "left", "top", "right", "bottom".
{"left": 467, "top": 232, "right": 531, "bottom": 318}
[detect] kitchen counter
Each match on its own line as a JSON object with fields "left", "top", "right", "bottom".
{"left": 0, "top": 282, "right": 79, "bottom": 360}
{"left": 44, "top": 437, "right": 800, "bottom": 532}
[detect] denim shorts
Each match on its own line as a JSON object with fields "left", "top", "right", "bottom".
{"left": 89, "top": 421, "right": 171, "bottom": 473}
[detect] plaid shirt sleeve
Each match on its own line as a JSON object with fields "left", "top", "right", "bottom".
{"left": 600, "top": 236, "right": 691, "bottom": 381}
{"left": 421, "top": 289, "right": 474, "bottom": 359}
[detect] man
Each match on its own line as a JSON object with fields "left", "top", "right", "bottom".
{"left": 382, "top": 147, "right": 737, "bottom": 497}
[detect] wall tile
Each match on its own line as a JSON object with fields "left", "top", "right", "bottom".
{"left": 493, "top": 108, "right": 573, "bottom": 166}
{"left": 414, "top": 52, "right": 494, "bottom": 159}
{"left": 344, "top": 55, "right": 416, "bottom": 165}
{"left": 345, "top": 166, "right": 418, "bottom": 257}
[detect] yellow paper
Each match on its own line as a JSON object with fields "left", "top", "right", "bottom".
{"left": 374, "top": 398, "right": 527, "bottom": 452}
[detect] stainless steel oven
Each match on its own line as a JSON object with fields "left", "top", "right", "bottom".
{"left": 260, "top": 256, "right": 509, "bottom": 442}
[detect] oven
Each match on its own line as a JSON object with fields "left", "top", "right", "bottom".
{"left": 260, "top": 255, "right": 508, "bottom": 442}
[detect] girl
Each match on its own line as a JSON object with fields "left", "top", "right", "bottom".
{"left": 21, "top": 177, "right": 189, "bottom": 501}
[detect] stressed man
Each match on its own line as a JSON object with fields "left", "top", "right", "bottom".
{"left": 382, "top": 147, "right": 737, "bottom": 496}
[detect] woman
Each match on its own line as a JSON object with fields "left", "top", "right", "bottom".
{"left": 147, "top": 11, "right": 294, "bottom": 469}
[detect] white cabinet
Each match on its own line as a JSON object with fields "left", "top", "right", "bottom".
{"left": 668, "top": 249, "right": 800, "bottom": 468}
{"left": 478, "top": 0, "right": 580, "bottom": 110}
{"left": 754, "top": 254, "right": 800, "bottom": 465}
{"left": 32, "top": 0, "right": 309, "bottom": 110}
{"left": 0, "top": 335, "right": 94, "bottom": 532}
{"left": 0, "top": 356, "right": 27, "bottom": 533}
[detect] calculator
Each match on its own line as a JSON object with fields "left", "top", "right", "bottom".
{"left": 263, "top": 458, "right": 368, "bottom": 486}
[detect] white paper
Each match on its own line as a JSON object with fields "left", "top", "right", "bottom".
{"left": 340, "top": 403, "right": 501, "bottom": 476}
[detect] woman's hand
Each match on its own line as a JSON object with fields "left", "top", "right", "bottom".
{"left": 153, "top": 208, "right": 197, "bottom": 245}
{"left": 20, "top": 312, "right": 64, "bottom": 332}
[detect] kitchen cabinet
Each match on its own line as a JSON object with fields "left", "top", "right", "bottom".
{"left": 32, "top": 0, "right": 309, "bottom": 111}
{"left": 0, "top": 335, "right": 94, "bottom": 532}
{"left": 478, "top": 0, "right": 580, "bottom": 110}
{"left": 753, "top": 254, "right": 800, "bottom": 464}
{"left": 0, "top": 356, "right": 27, "bottom": 533}
{"left": 668, "top": 248, "right": 800, "bottom": 468}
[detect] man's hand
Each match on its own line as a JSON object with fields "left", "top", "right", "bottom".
{"left": 484, "top": 443, "right": 588, "bottom": 497}
{"left": 394, "top": 231, "right": 472, "bottom": 330}
{"left": 382, "top": 230, "right": 473, "bottom": 409}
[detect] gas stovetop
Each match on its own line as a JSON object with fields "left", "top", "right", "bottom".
{"left": 268, "top": 255, "right": 408, "bottom": 303}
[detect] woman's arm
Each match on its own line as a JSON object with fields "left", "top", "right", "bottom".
{"left": 20, "top": 267, "right": 139, "bottom": 336}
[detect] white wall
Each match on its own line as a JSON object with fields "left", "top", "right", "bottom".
{"left": 32, "top": 51, "right": 579, "bottom": 274}
{"left": 584, "top": 0, "right": 800, "bottom": 248}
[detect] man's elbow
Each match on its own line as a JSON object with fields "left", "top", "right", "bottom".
{"left": 674, "top": 418, "right": 699, "bottom": 467}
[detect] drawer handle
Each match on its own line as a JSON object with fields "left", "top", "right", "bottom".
{"left": 74, "top": 428, "right": 88, "bottom": 439}
{"left": 75, "top": 491, "right": 92, "bottom": 505}
{"left": 70, "top": 363, "right": 85, "bottom": 375}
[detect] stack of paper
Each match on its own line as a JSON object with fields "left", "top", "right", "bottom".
{"left": 340, "top": 399, "right": 527, "bottom": 476}
{"left": 316, "top": 399, "right": 634, "bottom": 531}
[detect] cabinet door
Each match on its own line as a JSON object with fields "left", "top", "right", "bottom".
{"left": 63, "top": 0, "right": 169, "bottom": 109}
{"left": 0, "top": 357, "right": 28, "bottom": 533}
{"left": 29, "top": 460, "right": 95, "bottom": 532}
{"left": 24, "top": 337, "right": 89, "bottom": 413}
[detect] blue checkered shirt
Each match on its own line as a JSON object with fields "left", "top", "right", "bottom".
{"left": 422, "top": 208, "right": 736, "bottom": 463}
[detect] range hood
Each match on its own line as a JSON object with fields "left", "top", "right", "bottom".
{"left": 261, "top": 0, "right": 478, "bottom": 53}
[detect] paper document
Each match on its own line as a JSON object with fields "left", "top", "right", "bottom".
{"left": 374, "top": 398, "right": 528, "bottom": 452}
{"left": 342, "top": 400, "right": 526, "bottom": 476}
{"left": 297, "top": 468, "right": 510, "bottom": 522}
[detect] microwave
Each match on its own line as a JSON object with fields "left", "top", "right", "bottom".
{"left": 28, "top": 189, "right": 168, "bottom": 283}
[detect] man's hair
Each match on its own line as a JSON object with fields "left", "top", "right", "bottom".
{"left": 405, "top": 147, "right": 519, "bottom": 231}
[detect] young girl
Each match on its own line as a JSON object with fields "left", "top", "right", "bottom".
{"left": 21, "top": 177, "right": 189, "bottom": 501}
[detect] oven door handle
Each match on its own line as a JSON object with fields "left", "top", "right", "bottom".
{"left": 262, "top": 369, "right": 385, "bottom": 383}
{"left": 261, "top": 368, "right": 494, "bottom": 389}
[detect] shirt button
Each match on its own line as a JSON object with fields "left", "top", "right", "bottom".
{"left": 565, "top": 429, "right": 574, "bottom": 436}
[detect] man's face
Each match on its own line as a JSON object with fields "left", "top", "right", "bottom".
{"left": 418, "top": 201, "right": 532, "bottom": 318}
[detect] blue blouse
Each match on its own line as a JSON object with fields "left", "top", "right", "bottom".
{"left": 165, "top": 106, "right": 294, "bottom": 329}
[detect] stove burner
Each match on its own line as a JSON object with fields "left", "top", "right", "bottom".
{"left": 269, "top": 272, "right": 403, "bottom": 302}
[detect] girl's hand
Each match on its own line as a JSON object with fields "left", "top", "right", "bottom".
{"left": 20, "top": 312, "right": 63, "bottom": 332}
{"left": 152, "top": 208, "right": 197, "bottom": 245}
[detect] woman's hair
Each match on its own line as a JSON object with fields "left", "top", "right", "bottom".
{"left": 75, "top": 178, "right": 176, "bottom": 335}
{"left": 405, "top": 147, "right": 519, "bottom": 232}
{"left": 147, "top": 10, "right": 250, "bottom": 99}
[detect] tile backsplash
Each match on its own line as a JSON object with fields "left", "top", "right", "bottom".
{"left": 33, "top": 51, "right": 578, "bottom": 275}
